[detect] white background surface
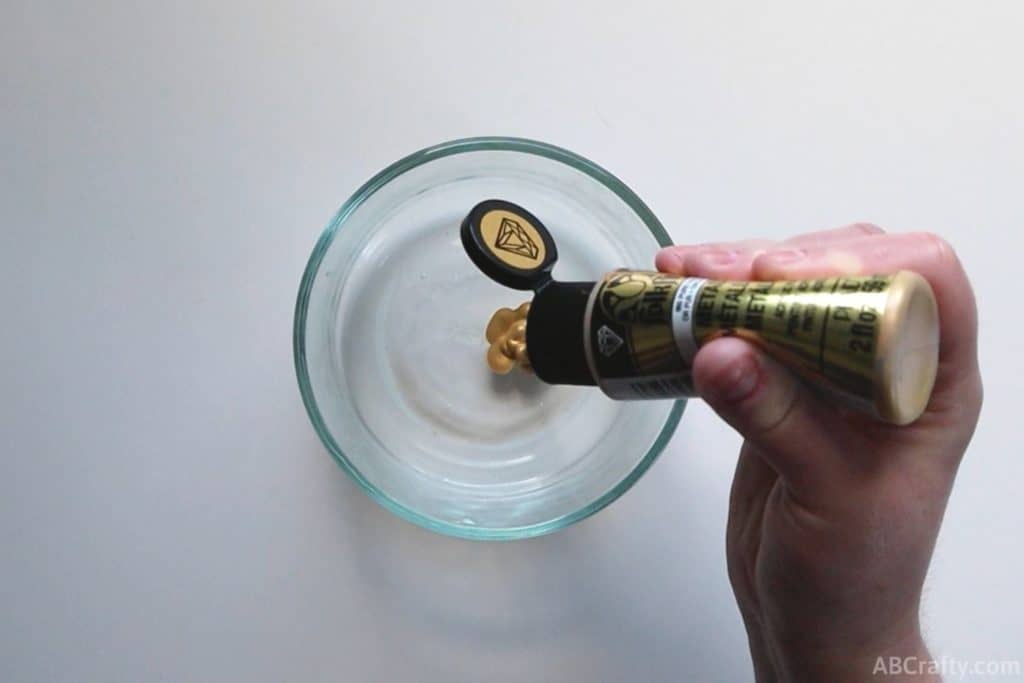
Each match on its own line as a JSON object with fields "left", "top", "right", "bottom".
{"left": 2, "top": 2, "right": 1022, "bottom": 681}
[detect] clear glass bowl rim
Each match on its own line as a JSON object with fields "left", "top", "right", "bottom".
{"left": 293, "top": 136, "right": 685, "bottom": 540}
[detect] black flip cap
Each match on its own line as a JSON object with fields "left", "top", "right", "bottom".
{"left": 460, "top": 200, "right": 558, "bottom": 290}
{"left": 527, "top": 281, "right": 597, "bottom": 386}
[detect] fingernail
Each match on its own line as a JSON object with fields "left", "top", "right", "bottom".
{"left": 695, "top": 248, "right": 738, "bottom": 267}
{"left": 766, "top": 248, "right": 806, "bottom": 265}
{"left": 718, "top": 353, "right": 760, "bottom": 403}
{"left": 656, "top": 249, "right": 684, "bottom": 272}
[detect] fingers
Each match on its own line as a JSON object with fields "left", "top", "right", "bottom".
{"left": 659, "top": 225, "right": 979, "bottom": 432}
{"left": 655, "top": 223, "right": 887, "bottom": 279}
{"left": 782, "top": 222, "right": 885, "bottom": 247}
{"left": 693, "top": 336, "right": 848, "bottom": 494}
{"left": 751, "top": 232, "right": 979, "bottom": 383}
{"left": 655, "top": 239, "right": 774, "bottom": 280}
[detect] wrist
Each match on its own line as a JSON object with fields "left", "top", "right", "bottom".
{"left": 767, "top": 621, "right": 937, "bottom": 682}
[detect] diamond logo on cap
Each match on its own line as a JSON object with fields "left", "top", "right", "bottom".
{"left": 494, "top": 217, "right": 540, "bottom": 260}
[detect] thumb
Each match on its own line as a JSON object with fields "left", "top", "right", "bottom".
{"left": 693, "top": 336, "right": 847, "bottom": 491}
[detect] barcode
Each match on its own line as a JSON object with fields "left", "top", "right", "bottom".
{"left": 600, "top": 373, "right": 694, "bottom": 401}
{"left": 627, "top": 375, "right": 691, "bottom": 399}
{"left": 629, "top": 377, "right": 687, "bottom": 398}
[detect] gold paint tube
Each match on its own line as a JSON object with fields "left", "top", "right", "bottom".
{"left": 489, "top": 270, "right": 939, "bottom": 425}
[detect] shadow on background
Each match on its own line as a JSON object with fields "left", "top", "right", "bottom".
{"left": 303, "top": 419, "right": 746, "bottom": 682}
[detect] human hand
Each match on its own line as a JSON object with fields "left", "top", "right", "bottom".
{"left": 656, "top": 226, "right": 982, "bottom": 682}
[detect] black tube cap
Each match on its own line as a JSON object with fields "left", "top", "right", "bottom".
{"left": 460, "top": 200, "right": 558, "bottom": 290}
{"left": 527, "top": 281, "right": 597, "bottom": 386}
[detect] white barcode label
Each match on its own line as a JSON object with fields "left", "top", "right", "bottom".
{"left": 671, "top": 277, "right": 707, "bottom": 364}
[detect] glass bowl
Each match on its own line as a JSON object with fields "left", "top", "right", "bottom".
{"left": 294, "top": 137, "right": 684, "bottom": 540}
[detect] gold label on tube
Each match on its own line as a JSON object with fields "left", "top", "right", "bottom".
{"left": 588, "top": 271, "right": 893, "bottom": 411}
{"left": 587, "top": 271, "right": 694, "bottom": 398}
{"left": 688, "top": 276, "right": 891, "bottom": 411}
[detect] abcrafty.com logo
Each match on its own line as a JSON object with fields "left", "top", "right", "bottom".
{"left": 874, "top": 656, "right": 1021, "bottom": 679}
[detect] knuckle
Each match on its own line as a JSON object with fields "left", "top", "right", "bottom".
{"left": 920, "top": 232, "right": 960, "bottom": 268}
{"left": 750, "top": 251, "right": 770, "bottom": 272}
{"left": 849, "top": 221, "right": 885, "bottom": 235}
{"left": 749, "top": 252, "right": 778, "bottom": 282}
{"left": 750, "top": 249, "right": 793, "bottom": 278}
